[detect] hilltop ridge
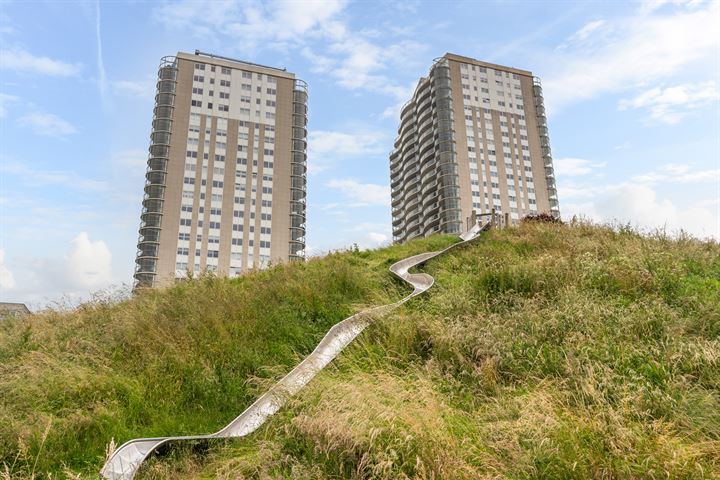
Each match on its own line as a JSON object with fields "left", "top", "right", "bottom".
{"left": 1, "top": 221, "right": 718, "bottom": 479}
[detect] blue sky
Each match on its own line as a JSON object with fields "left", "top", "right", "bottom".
{"left": 1, "top": 0, "right": 718, "bottom": 308}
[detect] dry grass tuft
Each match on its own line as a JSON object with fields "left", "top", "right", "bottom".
{"left": 2, "top": 222, "right": 719, "bottom": 479}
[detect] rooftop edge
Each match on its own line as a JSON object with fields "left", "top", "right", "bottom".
{"left": 176, "top": 51, "right": 296, "bottom": 80}
{"left": 443, "top": 53, "right": 533, "bottom": 77}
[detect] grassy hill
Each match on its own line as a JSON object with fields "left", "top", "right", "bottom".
{"left": 1, "top": 222, "right": 718, "bottom": 479}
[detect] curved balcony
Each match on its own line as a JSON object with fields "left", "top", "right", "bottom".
{"left": 289, "top": 78, "right": 309, "bottom": 261}
{"left": 153, "top": 118, "right": 172, "bottom": 132}
{"left": 147, "top": 157, "right": 168, "bottom": 172}
{"left": 154, "top": 105, "right": 173, "bottom": 120}
{"left": 137, "top": 242, "right": 159, "bottom": 258}
{"left": 142, "top": 198, "right": 164, "bottom": 213}
{"left": 144, "top": 183, "right": 165, "bottom": 200}
{"left": 134, "top": 56, "right": 177, "bottom": 288}
{"left": 146, "top": 170, "right": 167, "bottom": 185}
{"left": 151, "top": 131, "right": 171, "bottom": 146}
{"left": 139, "top": 227, "right": 161, "bottom": 243}
{"left": 533, "top": 77, "right": 560, "bottom": 219}
{"left": 390, "top": 57, "right": 464, "bottom": 242}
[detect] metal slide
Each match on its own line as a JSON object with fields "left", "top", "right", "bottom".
{"left": 100, "top": 219, "right": 492, "bottom": 479}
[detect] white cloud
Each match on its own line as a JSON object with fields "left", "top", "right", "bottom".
{"left": 614, "top": 141, "right": 631, "bottom": 150}
{"left": 0, "top": 249, "right": 15, "bottom": 289}
{"left": 618, "top": 81, "right": 719, "bottom": 124}
{"left": 153, "top": 0, "right": 242, "bottom": 36}
{"left": 112, "top": 79, "right": 155, "bottom": 98}
{"left": 554, "top": 158, "right": 607, "bottom": 176}
{"left": 309, "top": 130, "right": 387, "bottom": 156}
{"left": 346, "top": 222, "right": 392, "bottom": 249}
{"left": 565, "top": 19, "right": 606, "bottom": 44}
{"left": 323, "top": 39, "right": 425, "bottom": 98}
{"left": 559, "top": 160, "right": 720, "bottom": 239}
{"left": 154, "top": 0, "right": 346, "bottom": 46}
{"left": 309, "top": 221, "right": 392, "bottom": 254}
{"left": 365, "top": 231, "right": 388, "bottom": 244}
{"left": 559, "top": 163, "right": 719, "bottom": 200}
{"left": 0, "top": 161, "right": 108, "bottom": 191}
{"left": 8, "top": 233, "right": 119, "bottom": 307}
{"left": 307, "top": 129, "right": 388, "bottom": 174}
{"left": 639, "top": 0, "right": 705, "bottom": 14}
{"left": 303, "top": 39, "right": 426, "bottom": 103}
{"left": 543, "top": 3, "right": 719, "bottom": 112}
{"left": 0, "top": 47, "right": 81, "bottom": 76}
{"left": 17, "top": 112, "right": 77, "bottom": 137}
{"left": 563, "top": 183, "right": 719, "bottom": 239}
{"left": 0, "top": 92, "right": 19, "bottom": 118}
{"left": 112, "top": 149, "right": 147, "bottom": 172}
{"left": 326, "top": 178, "right": 390, "bottom": 207}
{"left": 661, "top": 163, "right": 690, "bottom": 174}
{"left": 154, "top": 0, "right": 424, "bottom": 108}
{"left": 631, "top": 166, "right": 720, "bottom": 184}
{"left": 65, "top": 232, "right": 113, "bottom": 288}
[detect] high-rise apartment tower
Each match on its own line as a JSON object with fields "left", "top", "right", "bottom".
{"left": 390, "top": 53, "right": 559, "bottom": 242}
{"left": 134, "top": 51, "right": 308, "bottom": 287}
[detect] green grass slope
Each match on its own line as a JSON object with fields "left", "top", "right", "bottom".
{"left": 1, "top": 222, "right": 719, "bottom": 479}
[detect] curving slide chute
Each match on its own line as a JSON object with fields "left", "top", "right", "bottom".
{"left": 101, "top": 218, "right": 493, "bottom": 479}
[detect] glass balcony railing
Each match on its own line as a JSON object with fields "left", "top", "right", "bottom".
{"left": 289, "top": 78, "right": 309, "bottom": 262}
{"left": 134, "top": 56, "right": 177, "bottom": 288}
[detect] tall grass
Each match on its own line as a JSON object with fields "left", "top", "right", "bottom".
{"left": 2, "top": 222, "right": 718, "bottom": 478}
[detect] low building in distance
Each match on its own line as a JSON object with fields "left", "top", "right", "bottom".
{"left": 390, "top": 53, "right": 560, "bottom": 242}
{"left": 134, "top": 51, "right": 308, "bottom": 287}
{"left": 0, "top": 302, "right": 31, "bottom": 319}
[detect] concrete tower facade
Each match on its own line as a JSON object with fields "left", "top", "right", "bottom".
{"left": 134, "top": 51, "right": 308, "bottom": 287}
{"left": 390, "top": 53, "right": 559, "bottom": 242}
